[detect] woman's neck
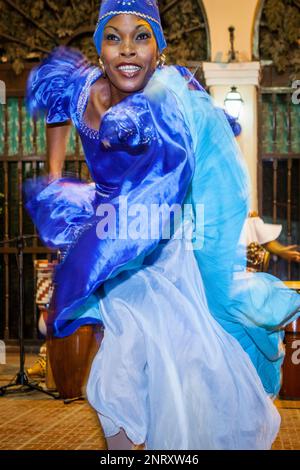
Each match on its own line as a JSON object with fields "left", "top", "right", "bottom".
{"left": 109, "top": 83, "right": 132, "bottom": 107}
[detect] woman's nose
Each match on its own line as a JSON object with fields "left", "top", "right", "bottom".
{"left": 120, "top": 40, "right": 136, "bottom": 57}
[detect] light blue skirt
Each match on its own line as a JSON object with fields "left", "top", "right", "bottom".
{"left": 87, "top": 222, "right": 280, "bottom": 450}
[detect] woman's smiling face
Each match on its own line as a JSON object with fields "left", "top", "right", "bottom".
{"left": 100, "top": 14, "right": 159, "bottom": 101}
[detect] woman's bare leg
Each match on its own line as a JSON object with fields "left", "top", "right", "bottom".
{"left": 106, "top": 429, "right": 134, "bottom": 450}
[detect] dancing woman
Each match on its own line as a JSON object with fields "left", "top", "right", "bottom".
{"left": 24, "top": 0, "right": 300, "bottom": 450}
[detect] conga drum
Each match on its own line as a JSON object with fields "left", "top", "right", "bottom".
{"left": 36, "top": 259, "right": 104, "bottom": 399}
{"left": 47, "top": 324, "right": 103, "bottom": 400}
{"left": 279, "top": 281, "right": 300, "bottom": 400}
{"left": 35, "top": 259, "right": 57, "bottom": 308}
{"left": 34, "top": 259, "right": 58, "bottom": 388}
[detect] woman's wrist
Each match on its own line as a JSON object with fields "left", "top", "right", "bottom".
{"left": 47, "top": 172, "right": 62, "bottom": 183}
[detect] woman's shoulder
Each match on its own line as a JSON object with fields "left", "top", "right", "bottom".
{"left": 26, "top": 47, "right": 98, "bottom": 125}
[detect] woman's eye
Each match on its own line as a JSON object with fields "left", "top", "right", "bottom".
{"left": 137, "top": 32, "right": 151, "bottom": 40}
{"left": 106, "top": 34, "right": 120, "bottom": 41}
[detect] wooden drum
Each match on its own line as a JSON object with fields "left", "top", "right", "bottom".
{"left": 34, "top": 259, "right": 57, "bottom": 389}
{"left": 47, "top": 324, "right": 103, "bottom": 400}
{"left": 279, "top": 281, "right": 300, "bottom": 400}
{"left": 35, "top": 260, "right": 104, "bottom": 399}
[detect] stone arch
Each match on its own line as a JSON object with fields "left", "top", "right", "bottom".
{"left": 0, "top": 0, "right": 211, "bottom": 73}
{"left": 158, "top": 0, "right": 211, "bottom": 64}
{"left": 252, "top": 0, "right": 299, "bottom": 75}
{"left": 252, "top": 0, "right": 265, "bottom": 60}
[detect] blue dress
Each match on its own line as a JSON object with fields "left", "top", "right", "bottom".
{"left": 25, "top": 47, "right": 300, "bottom": 450}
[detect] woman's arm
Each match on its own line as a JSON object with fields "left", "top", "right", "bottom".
{"left": 46, "top": 121, "right": 72, "bottom": 178}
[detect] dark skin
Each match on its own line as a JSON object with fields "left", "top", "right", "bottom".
{"left": 45, "top": 14, "right": 159, "bottom": 449}
{"left": 46, "top": 122, "right": 72, "bottom": 179}
{"left": 47, "top": 14, "right": 159, "bottom": 178}
{"left": 248, "top": 211, "right": 300, "bottom": 263}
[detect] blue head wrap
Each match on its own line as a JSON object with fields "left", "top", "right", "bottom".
{"left": 94, "top": 0, "right": 167, "bottom": 55}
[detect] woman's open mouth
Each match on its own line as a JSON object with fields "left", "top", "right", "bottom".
{"left": 116, "top": 64, "right": 143, "bottom": 79}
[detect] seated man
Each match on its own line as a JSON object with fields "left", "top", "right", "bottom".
{"left": 241, "top": 211, "right": 300, "bottom": 272}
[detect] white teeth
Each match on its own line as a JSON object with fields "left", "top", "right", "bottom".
{"left": 118, "top": 65, "right": 141, "bottom": 72}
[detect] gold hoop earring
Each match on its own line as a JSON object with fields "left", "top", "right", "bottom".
{"left": 156, "top": 53, "right": 166, "bottom": 69}
{"left": 98, "top": 57, "right": 107, "bottom": 77}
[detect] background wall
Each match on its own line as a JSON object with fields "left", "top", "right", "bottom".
{"left": 202, "top": 0, "right": 260, "bottom": 62}
{"left": 210, "top": 85, "right": 258, "bottom": 210}
{"left": 202, "top": 0, "right": 261, "bottom": 210}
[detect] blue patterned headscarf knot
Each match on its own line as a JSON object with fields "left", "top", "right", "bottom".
{"left": 94, "top": 0, "right": 167, "bottom": 55}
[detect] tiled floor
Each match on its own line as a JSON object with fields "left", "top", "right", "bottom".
{"left": 272, "top": 401, "right": 300, "bottom": 450}
{"left": 0, "top": 353, "right": 299, "bottom": 450}
{"left": 0, "top": 353, "right": 107, "bottom": 450}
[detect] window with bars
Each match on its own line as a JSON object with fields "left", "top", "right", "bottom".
{"left": 258, "top": 87, "right": 300, "bottom": 281}
{"left": 0, "top": 96, "right": 90, "bottom": 342}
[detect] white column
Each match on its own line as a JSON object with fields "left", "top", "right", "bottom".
{"left": 202, "top": 61, "right": 261, "bottom": 211}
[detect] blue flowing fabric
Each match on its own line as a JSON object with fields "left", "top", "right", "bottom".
{"left": 24, "top": 47, "right": 300, "bottom": 450}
